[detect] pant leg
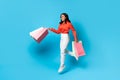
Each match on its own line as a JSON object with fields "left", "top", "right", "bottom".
{"left": 60, "top": 34, "right": 69, "bottom": 66}
{"left": 65, "top": 49, "right": 74, "bottom": 56}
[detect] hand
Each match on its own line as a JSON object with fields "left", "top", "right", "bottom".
{"left": 48, "top": 28, "right": 54, "bottom": 31}
{"left": 75, "top": 40, "right": 78, "bottom": 43}
{"left": 48, "top": 28, "right": 51, "bottom": 30}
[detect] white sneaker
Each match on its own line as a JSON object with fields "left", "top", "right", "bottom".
{"left": 58, "top": 65, "right": 65, "bottom": 73}
{"left": 74, "top": 55, "right": 78, "bottom": 61}
{"left": 73, "top": 53, "right": 78, "bottom": 61}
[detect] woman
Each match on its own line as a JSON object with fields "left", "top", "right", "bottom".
{"left": 48, "top": 13, "right": 78, "bottom": 73}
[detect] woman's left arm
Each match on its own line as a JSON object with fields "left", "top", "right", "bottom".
{"left": 69, "top": 23, "right": 78, "bottom": 42}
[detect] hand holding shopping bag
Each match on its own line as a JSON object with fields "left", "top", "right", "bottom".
{"left": 29, "top": 27, "right": 48, "bottom": 43}
{"left": 72, "top": 41, "right": 86, "bottom": 59}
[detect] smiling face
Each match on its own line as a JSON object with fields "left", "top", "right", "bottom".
{"left": 60, "top": 14, "right": 66, "bottom": 22}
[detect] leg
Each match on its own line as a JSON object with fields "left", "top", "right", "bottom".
{"left": 65, "top": 49, "right": 74, "bottom": 56}
{"left": 58, "top": 34, "right": 69, "bottom": 73}
{"left": 59, "top": 41, "right": 69, "bottom": 66}
{"left": 66, "top": 49, "right": 78, "bottom": 60}
{"left": 60, "top": 50, "right": 66, "bottom": 66}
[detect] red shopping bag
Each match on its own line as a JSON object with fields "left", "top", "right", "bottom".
{"left": 29, "top": 27, "right": 48, "bottom": 43}
{"left": 74, "top": 41, "right": 86, "bottom": 57}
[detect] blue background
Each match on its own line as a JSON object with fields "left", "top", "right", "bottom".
{"left": 0, "top": 0, "right": 120, "bottom": 80}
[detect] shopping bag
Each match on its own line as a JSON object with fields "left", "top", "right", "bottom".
{"left": 29, "top": 27, "right": 48, "bottom": 43}
{"left": 72, "top": 41, "right": 86, "bottom": 58}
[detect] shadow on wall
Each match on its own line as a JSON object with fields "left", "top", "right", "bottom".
{"left": 28, "top": 35, "right": 60, "bottom": 70}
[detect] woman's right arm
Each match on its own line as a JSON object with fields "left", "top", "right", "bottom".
{"left": 48, "top": 25, "right": 61, "bottom": 34}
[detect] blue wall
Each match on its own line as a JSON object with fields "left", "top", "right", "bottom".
{"left": 0, "top": 0, "right": 120, "bottom": 80}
